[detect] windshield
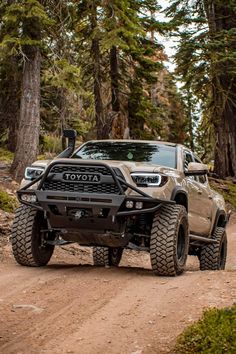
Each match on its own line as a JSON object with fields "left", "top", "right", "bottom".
{"left": 72, "top": 142, "right": 177, "bottom": 169}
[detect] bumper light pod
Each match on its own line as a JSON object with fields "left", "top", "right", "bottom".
{"left": 21, "top": 194, "right": 37, "bottom": 203}
{"left": 135, "top": 202, "right": 143, "bottom": 209}
{"left": 126, "top": 200, "right": 134, "bottom": 209}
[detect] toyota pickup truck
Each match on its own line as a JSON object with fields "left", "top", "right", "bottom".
{"left": 11, "top": 130, "right": 228, "bottom": 276}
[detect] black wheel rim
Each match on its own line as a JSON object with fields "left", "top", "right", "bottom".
{"left": 110, "top": 248, "right": 119, "bottom": 263}
{"left": 219, "top": 237, "right": 226, "bottom": 269}
{"left": 177, "top": 224, "right": 186, "bottom": 262}
{"left": 111, "top": 248, "right": 118, "bottom": 257}
{"left": 33, "top": 212, "right": 54, "bottom": 261}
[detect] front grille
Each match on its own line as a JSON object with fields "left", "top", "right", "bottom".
{"left": 50, "top": 165, "right": 111, "bottom": 175}
{"left": 41, "top": 163, "right": 124, "bottom": 194}
{"left": 43, "top": 181, "right": 120, "bottom": 194}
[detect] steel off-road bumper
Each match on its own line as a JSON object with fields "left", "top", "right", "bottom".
{"left": 17, "top": 188, "right": 175, "bottom": 247}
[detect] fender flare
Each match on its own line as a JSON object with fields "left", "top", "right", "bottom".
{"left": 170, "top": 186, "right": 188, "bottom": 211}
{"left": 212, "top": 209, "right": 227, "bottom": 234}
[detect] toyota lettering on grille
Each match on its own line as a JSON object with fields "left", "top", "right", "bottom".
{"left": 63, "top": 173, "right": 101, "bottom": 183}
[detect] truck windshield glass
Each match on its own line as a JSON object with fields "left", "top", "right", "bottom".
{"left": 72, "top": 142, "right": 176, "bottom": 169}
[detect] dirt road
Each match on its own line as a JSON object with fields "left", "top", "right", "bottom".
{"left": 0, "top": 219, "right": 235, "bottom": 354}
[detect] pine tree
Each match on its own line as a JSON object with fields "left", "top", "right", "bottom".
{"left": 0, "top": 0, "right": 52, "bottom": 180}
{"left": 0, "top": 1, "right": 21, "bottom": 151}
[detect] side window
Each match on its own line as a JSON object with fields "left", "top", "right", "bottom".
{"left": 184, "top": 151, "right": 198, "bottom": 181}
{"left": 184, "top": 152, "right": 193, "bottom": 170}
{"left": 194, "top": 156, "right": 207, "bottom": 184}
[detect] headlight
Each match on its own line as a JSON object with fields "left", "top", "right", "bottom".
{"left": 25, "top": 166, "right": 45, "bottom": 180}
{"left": 131, "top": 173, "right": 168, "bottom": 187}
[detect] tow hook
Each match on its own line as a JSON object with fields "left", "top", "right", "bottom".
{"left": 74, "top": 210, "right": 85, "bottom": 220}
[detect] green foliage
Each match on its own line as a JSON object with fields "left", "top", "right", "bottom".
{"left": 39, "top": 135, "right": 62, "bottom": 154}
{"left": 0, "top": 0, "right": 53, "bottom": 56}
{"left": 174, "top": 305, "right": 236, "bottom": 354}
{"left": 209, "top": 178, "right": 236, "bottom": 209}
{"left": 0, "top": 187, "right": 18, "bottom": 212}
{"left": 44, "top": 60, "right": 82, "bottom": 93}
{"left": 0, "top": 147, "right": 13, "bottom": 162}
{"left": 128, "top": 80, "right": 162, "bottom": 139}
{"left": 0, "top": 0, "right": 187, "bottom": 152}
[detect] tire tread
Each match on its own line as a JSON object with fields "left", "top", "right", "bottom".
{"left": 150, "top": 204, "right": 189, "bottom": 276}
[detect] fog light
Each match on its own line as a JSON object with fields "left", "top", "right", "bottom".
{"left": 135, "top": 202, "right": 143, "bottom": 209}
{"left": 126, "top": 200, "right": 134, "bottom": 209}
{"left": 21, "top": 194, "right": 37, "bottom": 203}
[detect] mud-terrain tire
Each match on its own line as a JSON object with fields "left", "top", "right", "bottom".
{"left": 93, "top": 247, "right": 123, "bottom": 266}
{"left": 11, "top": 205, "right": 54, "bottom": 266}
{"left": 150, "top": 204, "right": 189, "bottom": 276}
{"left": 199, "top": 227, "right": 227, "bottom": 271}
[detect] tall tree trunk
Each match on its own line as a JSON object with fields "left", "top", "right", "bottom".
{"left": 214, "top": 101, "right": 236, "bottom": 178}
{"left": 7, "top": 56, "right": 20, "bottom": 152}
{"left": 110, "top": 45, "right": 126, "bottom": 139}
{"left": 92, "top": 37, "right": 105, "bottom": 139}
{"left": 0, "top": 59, "right": 19, "bottom": 150}
{"left": 90, "top": 3, "right": 105, "bottom": 139}
{"left": 10, "top": 46, "right": 41, "bottom": 181}
{"left": 186, "top": 89, "right": 194, "bottom": 151}
{"left": 59, "top": 88, "right": 67, "bottom": 150}
{"left": 205, "top": 0, "right": 236, "bottom": 178}
{"left": 110, "top": 46, "right": 120, "bottom": 112}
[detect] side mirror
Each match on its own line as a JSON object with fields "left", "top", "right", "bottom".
{"left": 185, "top": 162, "right": 208, "bottom": 176}
{"left": 57, "top": 129, "right": 77, "bottom": 158}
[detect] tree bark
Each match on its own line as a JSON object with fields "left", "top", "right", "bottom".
{"left": 90, "top": 2, "right": 105, "bottom": 139}
{"left": 110, "top": 45, "right": 126, "bottom": 139}
{"left": 92, "top": 36, "right": 105, "bottom": 139}
{"left": 186, "top": 88, "right": 194, "bottom": 151}
{"left": 214, "top": 101, "right": 236, "bottom": 178}
{"left": 10, "top": 46, "right": 41, "bottom": 181}
{"left": 110, "top": 46, "right": 120, "bottom": 112}
{"left": 204, "top": 0, "right": 236, "bottom": 178}
{"left": 58, "top": 88, "right": 67, "bottom": 150}
{"left": 7, "top": 56, "right": 20, "bottom": 152}
{"left": 0, "top": 60, "right": 19, "bottom": 150}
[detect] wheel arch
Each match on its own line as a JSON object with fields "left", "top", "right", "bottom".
{"left": 171, "top": 187, "right": 188, "bottom": 212}
{"left": 212, "top": 209, "right": 227, "bottom": 233}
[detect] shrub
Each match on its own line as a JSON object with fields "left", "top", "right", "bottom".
{"left": 0, "top": 188, "right": 19, "bottom": 212}
{"left": 40, "top": 135, "right": 62, "bottom": 154}
{"left": 209, "top": 178, "right": 236, "bottom": 210}
{"left": 174, "top": 305, "right": 236, "bottom": 354}
{"left": 0, "top": 148, "right": 14, "bottom": 163}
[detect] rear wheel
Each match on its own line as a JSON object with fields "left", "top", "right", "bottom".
{"left": 199, "top": 227, "right": 227, "bottom": 270}
{"left": 93, "top": 247, "right": 123, "bottom": 266}
{"left": 11, "top": 205, "right": 54, "bottom": 266}
{"left": 150, "top": 204, "right": 189, "bottom": 276}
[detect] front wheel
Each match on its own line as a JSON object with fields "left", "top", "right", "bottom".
{"left": 199, "top": 227, "right": 227, "bottom": 270}
{"left": 150, "top": 205, "right": 189, "bottom": 276}
{"left": 93, "top": 247, "right": 123, "bottom": 266}
{"left": 11, "top": 205, "right": 54, "bottom": 266}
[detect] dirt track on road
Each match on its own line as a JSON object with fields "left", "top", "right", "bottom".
{"left": 0, "top": 219, "right": 235, "bottom": 354}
